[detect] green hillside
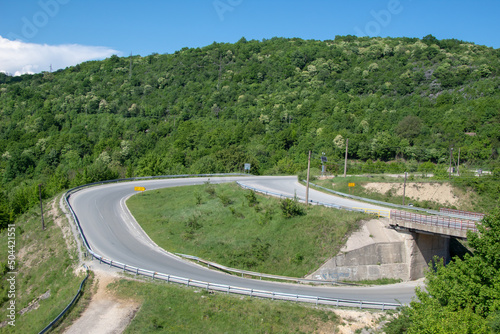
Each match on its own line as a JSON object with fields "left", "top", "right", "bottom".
{"left": 1, "top": 35, "right": 499, "bottom": 226}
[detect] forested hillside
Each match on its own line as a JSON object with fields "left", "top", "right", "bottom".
{"left": 1, "top": 35, "right": 499, "bottom": 226}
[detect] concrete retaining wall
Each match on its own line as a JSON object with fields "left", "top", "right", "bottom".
{"left": 308, "top": 242, "right": 410, "bottom": 281}
{"left": 307, "top": 231, "right": 450, "bottom": 282}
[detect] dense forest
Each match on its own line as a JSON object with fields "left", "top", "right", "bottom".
{"left": 1, "top": 34, "right": 499, "bottom": 227}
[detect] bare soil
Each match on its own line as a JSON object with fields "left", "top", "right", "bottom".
{"left": 364, "top": 182, "right": 459, "bottom": 206}
{"left": 63, "top": 270, "right": 140, "bottom": 334}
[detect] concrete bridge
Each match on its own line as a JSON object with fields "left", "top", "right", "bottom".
{"left": 309, "top": 208, "right": 482, "bottom": 281}
{"left": 389, "top": 209, "right": 478, "bottom": 239}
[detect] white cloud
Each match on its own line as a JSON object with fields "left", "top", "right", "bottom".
{"left": 0, "top": 36, "right": 119, "bottom": 76}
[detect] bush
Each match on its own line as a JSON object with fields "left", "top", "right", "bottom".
{"left": 280, "top": 196, "right": 305, "bottom": 218}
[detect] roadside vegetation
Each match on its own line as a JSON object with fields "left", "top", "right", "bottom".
{"left": 127, "top": 182, "right": 368, "bottom": 277}
{"left": 112, "top": 278, "right": 340, "bottom": 333}
{"left": 0, "top": 196, "right": 92, "bottom": 334}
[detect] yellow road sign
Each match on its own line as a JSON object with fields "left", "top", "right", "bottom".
{"left": 348, "top": 183, "right": 355, "bottom": 187}
{"left": 134, "top": 186, "right": 146, "bottom": 192}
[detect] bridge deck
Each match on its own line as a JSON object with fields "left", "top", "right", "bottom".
{"left": 389, "top": 210, "right": 477, "bottom": 239}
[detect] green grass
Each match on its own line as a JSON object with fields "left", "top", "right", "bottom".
{"left": 0, "top": 196, "right": 92, "bottom": 334}
{"left": 343, "top": 278, "right": 403, "bottom": 286}
{"left": 311, "top": 175, "right": 453, "bottom": 211}
{"left": 112, "top": 278, "right": 339, "bottom": 333}
{"left": 127, "top": 182, "right": 368, "bottom": 277}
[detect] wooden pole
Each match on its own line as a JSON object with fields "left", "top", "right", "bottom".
{"left": 457, "top": 148, "right": 461, "bottom": 176}
{"left": 306, "top": 151, "right": 311, "bottom": 205}
{"left": 449, "top": 147, "right": 453, "bottom": 178}
{"left": 343, "top": 138, "right": 349, "bottom": 178}
{"left": 39, "top": 184, "right": 45, "bottom": 230}
{"left": 403, "top": 172, "right": 407, "bottom": 206}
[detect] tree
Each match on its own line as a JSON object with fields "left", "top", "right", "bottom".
{"left": 395, "top": 115, "right": 423, "bottom": 142}
{"left": 385, "top": 209, "right": 500, "bottom": 333}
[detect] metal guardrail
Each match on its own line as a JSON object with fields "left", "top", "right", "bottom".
{"left": 352, "top": 207, "right": 391, "bottom": 218}
{"left": 39, "top": 265, "right": 89, "bottom": 334}
{"left": 85, "top": 252, "right": 398, "bottom": 310}
{"left": 236, "top": 182, "right": 366, "bottom": 214}
{"left": 62, "top": 174, "right": 402, "bottom": 311}
{"left": 175, "top": 253, "right": 357, "bottom": 286}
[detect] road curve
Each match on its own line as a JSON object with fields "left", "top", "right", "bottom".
{"left": 69, "top": 175, "right": 419, "bottom": 305}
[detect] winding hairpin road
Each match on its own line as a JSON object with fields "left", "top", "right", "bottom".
{"left": 68, "top": 175, "right": 420, "bottom": 307}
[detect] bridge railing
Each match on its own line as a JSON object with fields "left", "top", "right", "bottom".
{"left": 390, "top": 210, "right": 478, "bottom": 232}
{"left": 439, "top": 208, "right": 485, "bottom": 220}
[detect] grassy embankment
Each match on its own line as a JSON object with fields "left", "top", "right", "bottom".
{"left": 127, "top": 181, "right": 369, "bottom": 277}
{"left": 0, "top": 196, "right": 92, "bottom": 334}
{"left": 311, "top": 174, "right": 489, "bottom": 213}
{"left": 112, "top": 279, "right": 340, "bottom": 333}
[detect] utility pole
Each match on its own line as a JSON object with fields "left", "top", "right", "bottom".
{"left": 449, "top": 147, "right": 453, "bottom": 179}
{"left": 457, "top": 148, "right": 461, "bottom": 176}
{"left": 403, "top": 172, "right": 407, "bottom": 205}
{"left": 306, "top": 151, "right": 311, "bottom": 205}
{"left": 343, "top": 138, "right": 349, "bottom": 178}
{"left": 39, "top": 184, "right": 45, "bottom": 230}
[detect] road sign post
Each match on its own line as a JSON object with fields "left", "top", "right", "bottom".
{"left": 348, "top": 182, "right": 355, "bottom": 194}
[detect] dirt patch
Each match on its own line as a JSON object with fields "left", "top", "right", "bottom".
{"left": 18, "top": 290, "right": 51, "bottom": 316}
{"left": 334, "top": 309, "right": 385, "bottom": 334}
{"left": 363, "top": 182, "right": 459, "bottom": 206}
{"left": 64, "top": 270, "right": 140, "bottom": 334}
{"left": 341, "top": 219, "right": 404, "bottom": 253}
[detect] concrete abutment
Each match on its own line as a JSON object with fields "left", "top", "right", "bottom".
{"left": 308, "top": 219, "right": 451, "bottom": 282}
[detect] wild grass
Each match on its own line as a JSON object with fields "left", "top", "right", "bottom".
{"left": 111, "top": 278, "right": 339, "bottom": 333}
{"left": 0, "top": 196, "right": 91, "bottom": 334}
{"left": 127, "top": 182, "right": 368, "bottom": 277}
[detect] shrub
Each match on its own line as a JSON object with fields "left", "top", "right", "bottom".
{"left": 280, "top": 196, "right": 305, "bottom": 218}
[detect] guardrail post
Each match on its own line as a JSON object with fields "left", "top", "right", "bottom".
{"left": 109, "top": 260, "right": 112, "bottom": 267}
{"left": 136, "top": 268, "right": 139, "bottom": 275}
{"left": 152, "top": 272, "right": 155, "bottom": 280}
{"left": 316, "top": 297, "right": 319, "bottom": 305}
{"left": 359, "top": 301, "right": 362, "bottom": 309}
{"left": 167, "top": 275, "right": 170, "bottom": 283}
{"left": 187, "top": 279, "right": 190, "bottom": 287}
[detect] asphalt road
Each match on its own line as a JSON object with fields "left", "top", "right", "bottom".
{"left": 69, "top": 175, "right": 420, "bottom": 305}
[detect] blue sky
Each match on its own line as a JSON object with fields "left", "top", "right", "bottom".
{"left": 1, "top": 0, "right": 499, "bottom": 75}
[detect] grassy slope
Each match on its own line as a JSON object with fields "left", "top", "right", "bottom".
{"left": 0, "top": 197, "right": 91, "bottom": 334}
{"left": 127, "top": 182, "right": 368, "bottom": 277}
{"left": 112, "top": 279, "right": 339, "bottom": 333}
